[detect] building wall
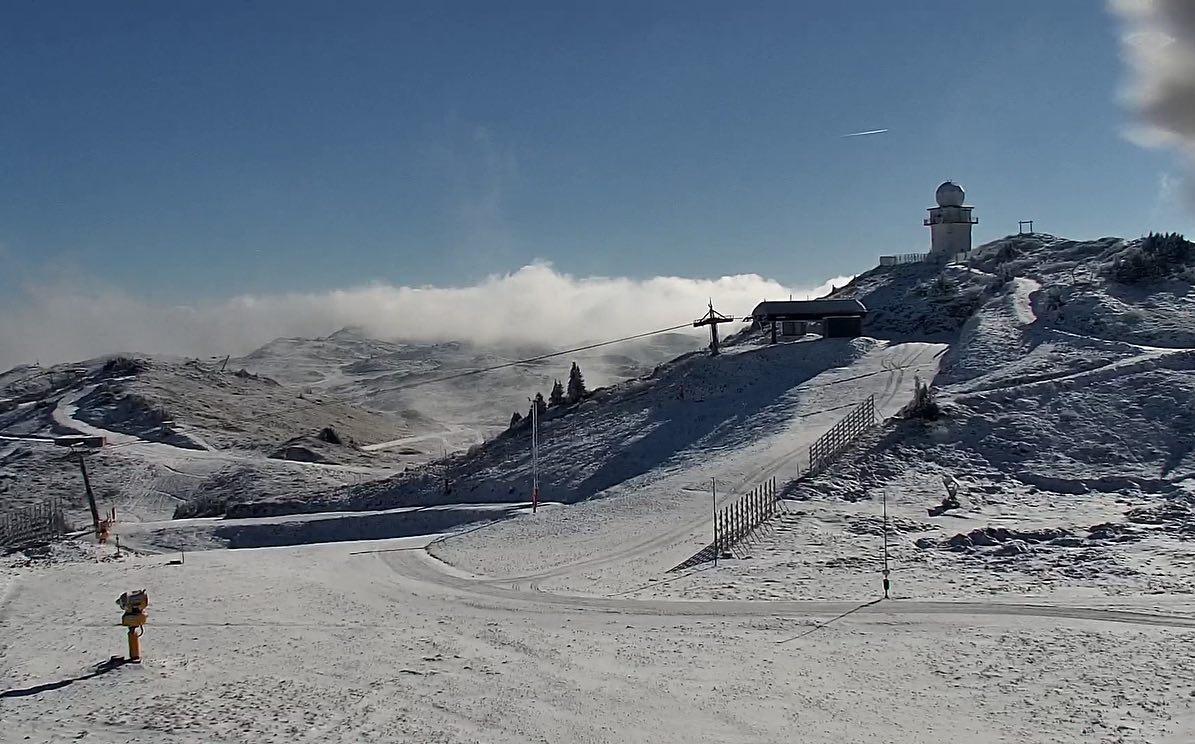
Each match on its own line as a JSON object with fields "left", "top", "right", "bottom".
{"left": 930, "top": 221, "right": 972, "bottom": 260}
{"left": 824, "top": 316, "right": 863, "bottom": 338}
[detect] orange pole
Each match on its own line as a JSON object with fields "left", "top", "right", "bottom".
{"left": 127, "top": 627, "right": 141, "bottom": 662}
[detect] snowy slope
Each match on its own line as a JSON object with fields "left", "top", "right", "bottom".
{"left": 4, "top": 233, "right": 1195, "bottom": 743}
{"left": 0, "top": 330, "right": 703, "bottom": 522}
{"left": 233, "top": 337, "right": 931, "bottom": 514}
{"left": 654, "top": 233, "right": 1195, "bottom": 608}
{"left": 234, "top": 327, "right": 706, "bottom": 452}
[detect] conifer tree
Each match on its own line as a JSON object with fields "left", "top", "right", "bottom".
{"left": 566, "top": 362, "right": 588, "bottom": 403}
{"left": 509, "top": 411, "right": 523, "bottom": 429}
{"left": 528, "top": 392, "right": 547, "bottom": 419}
{"left": 548, "top": 379, "right": 565, "bottom": 406}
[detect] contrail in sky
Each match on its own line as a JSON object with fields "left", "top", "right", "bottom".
{"left": 841, "top": 128, "right": 889, "bottom": 137}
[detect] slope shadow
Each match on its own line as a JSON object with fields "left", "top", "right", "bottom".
{"left": 569, "top": 340, "right": 869, "bottom": 499}
{"left": 1, "top": 656, "right": 130, "bottom": 699}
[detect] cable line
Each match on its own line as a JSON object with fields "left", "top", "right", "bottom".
{"left": 385, "top": 321, "right": 695, "bottom": 392}
{"left": 91, "top": 320, "right": 702, "bottom": 435}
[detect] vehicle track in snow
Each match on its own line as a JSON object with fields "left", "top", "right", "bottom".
{"left": 379, "top": 546, "right": 1195, "bottom": 630}
{"left": 440, "top": 343, "right": 943, "bottom": 594}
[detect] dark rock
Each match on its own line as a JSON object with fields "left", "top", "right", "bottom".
{"left": 964, "top": 526, "right": 1071, "bottom": 546}
{"left": 993, "top": 539, "right": 1030, "bottom": 557}
{"left": 968, "top": 528, "right": 1003, "bottom": 547}
{"left": 317, "top": 427, "right": 343, "bottom": 445}
{"left": 947, "top": 533, "right": 973, "bottom": 551}
{"left": 1051, "top": 536, "right": 1087, "bottom": 548}
{"left": 928, "top": 493, "right": 962, "bottom": 517}
{"left": 100, "top": 356, "right": 149, "bottom": 377}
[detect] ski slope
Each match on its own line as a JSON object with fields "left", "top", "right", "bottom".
{"left": 6, "top": 229, "right": 1195, "bottom": 741}
{"left": 432, "top": 339, "right": 947, "bottom": 594}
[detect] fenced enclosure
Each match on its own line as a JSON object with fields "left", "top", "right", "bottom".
{"left": 1, "top": 498, "right": 69, "bottom": 550}
{"left": 808, "top": 394, "right": 876, "bottom": 474}
{"left": 879, "top": 252, "right": 928, "bottom": 266}
{"left": 713, "top": 476, "right": 779, "bottom": 556}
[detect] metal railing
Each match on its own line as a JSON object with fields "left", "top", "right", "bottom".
{"left": 1, "top": 498, "right": 69, "bottom": 550}
{"left": 879, "top": 252, "right": 928, "bottom": 266}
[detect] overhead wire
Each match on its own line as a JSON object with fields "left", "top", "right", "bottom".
{"left": 36, "top": 320, "right": 708, "bottom": 447}
{"left": 179, "top": 320, "right": 706, "bottom": 429}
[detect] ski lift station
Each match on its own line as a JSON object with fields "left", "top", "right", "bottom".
{"left": 750, "top": 298, "right": 867, "bottom": 341}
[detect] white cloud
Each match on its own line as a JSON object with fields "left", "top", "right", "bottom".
{"left": 0, "top": 264, "right": 851, "bottom": 369}
{"left": 1112, "top": 0, "right": 1195, "bottom": 177}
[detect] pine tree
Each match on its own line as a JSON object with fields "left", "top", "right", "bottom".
{"left": 509, "top": 411, "right": 523, "bottom": 429}
{"left": 548, "top": 379, "right": 565, "bottom": 406}
{"left": 566, "top": 362, "right": 588, "bottom": 403}
{"left": 528, "top": 392, "right": 547, "bottom": 420}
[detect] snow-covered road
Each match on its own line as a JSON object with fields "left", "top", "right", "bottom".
{"left": 4, "top": 536, "right": 1194, "bottom": 744}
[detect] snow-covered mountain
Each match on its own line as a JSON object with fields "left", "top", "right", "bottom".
{"left": 0, "top": 329, "right": 703, "bottom": 522}
{"left": 6, "top": 232, "right": 1195, "bottom": 744}
{"left": 638, "top": 233, "right": 1195, "bottom": 604}
{"left": 232, "top": 327, "right": 705, "bottom": 451}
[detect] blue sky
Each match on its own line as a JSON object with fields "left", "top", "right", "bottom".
{"left": 0, "top": 1, "right": 1188, "bottom": 301}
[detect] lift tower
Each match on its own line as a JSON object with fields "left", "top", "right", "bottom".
{"left": 693, "top": 301, "right": 735, "bottom": 355}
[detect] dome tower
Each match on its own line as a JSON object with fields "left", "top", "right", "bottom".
{"left": 925, "top": 181, "right": 977, "bottom": 262}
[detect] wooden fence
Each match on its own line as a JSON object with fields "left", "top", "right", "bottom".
{"left": 713, "top": 476, "right": 779, "bottom": 555}
{"left": 0, "top": 498, "right": 69, "bottom": 550}
{"left": 808, "top": 394, "right": 876, "bottom": 474}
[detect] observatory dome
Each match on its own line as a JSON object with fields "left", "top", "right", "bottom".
{"left": 935, "top": 181, "right": 965, "bottom": 207}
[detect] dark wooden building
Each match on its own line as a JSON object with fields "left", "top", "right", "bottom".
{"left": 750, "top": 299, "right": 867, "bottom": 342}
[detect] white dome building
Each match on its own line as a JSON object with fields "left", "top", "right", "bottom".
{"left": 925, "top": 181, "right": 977, "bottom": 262}
{"left": 935, "top": 180, "right": 965, "bottom": 207}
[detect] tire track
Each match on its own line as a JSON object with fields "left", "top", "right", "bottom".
{"left": 442, "top": 343, "right": 946, "bottom": 592}
{"left": 381, "top": 549, "right": 1195, "bottom": 630}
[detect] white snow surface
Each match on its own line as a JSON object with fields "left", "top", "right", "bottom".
{"left": 5, "top": 233, "right": 1195, "bottom": 741}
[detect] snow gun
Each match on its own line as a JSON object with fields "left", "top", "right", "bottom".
{"left": 116, "top": 589, "right": 149, "bottom": 662}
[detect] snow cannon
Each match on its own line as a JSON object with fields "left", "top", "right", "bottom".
{"left": 116, "top": 589, "right": 149, "bottom": 662}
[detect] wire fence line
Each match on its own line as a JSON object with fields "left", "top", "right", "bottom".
{"left": 1, "top": 498, "right": 69, "bottom": 551}
{"left": 808, "top": 395, "right": 876, "bottom": 475}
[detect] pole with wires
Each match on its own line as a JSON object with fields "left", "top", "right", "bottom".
{"left": 529, "top": 397, "right": 539, "bottom": 513}
{"left": 75, "top": 448, "right": 101, "bottom": 538}
{"left": 712, "top": 477, "right": 717, "bottom": 567}
{"left": 881, "top": 489, "right": 891, "bottom": 599}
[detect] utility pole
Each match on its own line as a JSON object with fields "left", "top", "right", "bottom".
{"left": 75, "top": 448, "right": 101, "bottom": 538}
{"left": 712, "top": 477, "right": 717, "bottom": 567}
{"left": 881, "top": 489, "right": 891, "bottom": 599}
{"left": 528, "top": 396, "right": 539, "bottom": 513}
{"left": 693, "top": 301, "right": 735, "bottom": 356}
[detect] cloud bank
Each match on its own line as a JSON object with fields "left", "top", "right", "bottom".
{"left": 1112, "top": 1, "right": 1195, "bottom": 170}
{"left": 0, "top": 264, "right": 851, "bottom": 370}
